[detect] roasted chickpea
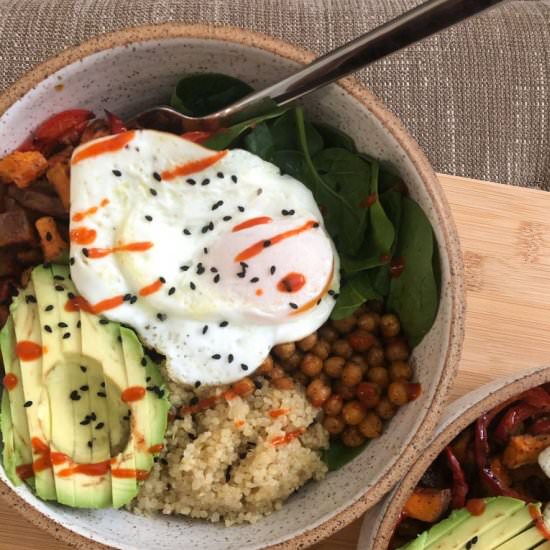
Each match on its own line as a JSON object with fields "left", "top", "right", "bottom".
{"left": 359, "top": 412, "right": 383, "bottom": 438}
{"left": 380, "top": 313, "right": 401, "bottom": 338}
{"left": 231, "top": 377, "right": 255, "bottom": 398}
{"left": 297, "top": 332, "right": 318, "bottom": 352}
{"left": 306, "top": 379, "right": 332, "bottom": 407}
{"left": 300, "top": 353, "right": 324, "bottom": 377}
{"left": 323, "top": 394, "right": 344, "bottom": 416}
{"left": 332, "top": 339, "right": 353, "bottom": 358}
{"left": 334, "top": 381, "right": 356, "bottom": 401}
{"left": 376, "top": 397, "right": 397, "bottom": 420}
{"left": 351, "top": 354, "right": 367, "bottom": 369}
{"left": 342, "top": 400, "right": 366, "bottom": 425}
{"left": 331, "top": 316, "right": 356, "bottom": 334}
{"left": 367, "top": 366, "right": 390, "bottom": 389}
{"left": 283, "top": 352, "right": 303, "bottom": 372}
{"left": 323, "top": 415, "right": 346, "bottom": 435}
{"left": 311, "top": 340, "right": 331, "bottom": 360}
{"left": 389, "top": 360, "right": 413, "bottom": 381}
{"left": 272, "top": 342, "right": 296, "bottom": 360}
{"left": 347, "top": 330, "right": 376, "bottom": 352}
{"left": 270, "top": 364, "right": 286, "bottom": 380}
{"left": 318, "top": 372, "right": 331, "bottom": 385}
{"left": 341, "top": 362, "right": 363, "bottom": 387}
{"left": 367, "top": 346, "right": 385, "bottom": 368}
{"left": 324, "top": 356, "right": 346, "bottom": 378}
{"left": 293, "top": 371, "right": 310, "bottom": 387}
{"left": 257, "top": 354, "right": 273, "bottom": 375}
{"left": 319, "top": 325, "right": 338, "bottom": 343}
{"left": 272, "top": 376, "right": 295, "bottom": 391}
{"left": 388, "top": 380, "right": 409, "bottom": 406}
{"left": 385, "top": 339, "right": 409, "bottom": 362}
{"left": 356, "top": 382, "right": 381, "bottom": 409}
{"left": 357, "top": 312, "right": 380, "bottom": 333}
{"left": 341, "top": 426, "right": 366, "bottom": 447}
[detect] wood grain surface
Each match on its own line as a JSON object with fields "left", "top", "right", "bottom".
{"left": 2, "top": 174, "right": 550, "bottom": 549}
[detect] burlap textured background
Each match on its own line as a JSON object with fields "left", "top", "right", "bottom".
{"left": 0, "top": 0, "right": 549, "bottom": 188}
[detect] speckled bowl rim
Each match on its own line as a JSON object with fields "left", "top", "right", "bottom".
{"left": 0, "top": 23, "right": 465, "bottom": 550}
{"left": 364, "top": 366, "right": 550, "bottom": 550}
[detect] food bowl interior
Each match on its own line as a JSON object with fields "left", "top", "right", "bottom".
{"left": 0, "top": 34, "right": 459, "bottom": 550}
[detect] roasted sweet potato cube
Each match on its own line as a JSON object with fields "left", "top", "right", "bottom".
{"left": 503, "top": 434, "right": 550, "bottom": 469}
{"left": 46, "top": 161, "right": 70, "bottom": 211}
{"left": 8, "top": 185, "right": 66, "bottom": 218}
{"left": 0, "top": 250, "right": 17, "bottom": 277}
{"left": 0, "top": 208, "right": 35, "bottom": 248}
{"left": 404, "top": 488, "right": 452, "bottom": 523}
{"left": 0, "top": 151, "right": 48, "bottom": 188}
{"left": 35, "top": 216, "right": 68, "bottom": 262}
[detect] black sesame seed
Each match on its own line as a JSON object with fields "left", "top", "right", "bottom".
{"left": 146, "top": 377, "right": 151, "bottom": 383}
{"left": 112, "top": 169, "right": 122, "bottom": 177}
{"left": 270, "top": 265, "right": 276, "bottom": 275}
{"left": 228, "top": 354, "right": 234, "bottom": 363}
{"left": 101, "top": 382, "right": 105, "bottom": 388}
{"left": 97, "top": 391, "right": 107, "bottom": 398}
{"left": 241, "top": 364, "right": 249, "bottom": 371}
{"left": 217, "top": 172, "right": 224, "bottom": 178}
{"left": 69, "top": 257, "right": 75, "bottom": 266}
{"left": 168, "top": 287, "right": 176, "bottom": 296}
{"left": 201, "top": 178, "right": 210, "bottom": 186}
{"left": 44, "top": 325, "right": 52, "bottom": 333}
{"left": 70, "top": 390, "right": 80, "bottom": 401}
{"left": 328, "top": 289, "right": 336, "bottom": 296}
{"left": 186, "top": 178, "right": 196, "bottom": 186}
{"left": 67, "top": 292, "right": 75, "bottom": 299}
{"left": 80, "top": 366, "right": 87, "bottom": 373}
{"left": 213, "top": 274, "right": 220, "bottom": 283}
{"left": 240, "top": 262, "right": 248, "bottom": 268}
{"left": 263, "top": 240, "right": 271, "bottom": 248}
{"left": 209, "top": 221, "right": 214, "bottom": 230}
{"left": 25, "top": 295, "right": 37, "bottom": 304}
{"left": 257, "top": 188, "right": 263, "bottom": 195}
{"left": 159, "top": 276, "right": 166, "bottom": 283}
{"left": 23, "top": 400, "right": 32, "bottom": 408}
{"left": 46, "top": 232, "right": 53, "bottom": 242}
{"left": 45, "top": 304, "right": 54, "bottom": 312}
{"left": 212, "top": 354, "right": 221, "bottom": 360}
{"left": 80, "top": 418, "right": 91, "bottom": 426}
{"left": 55, "top": 285, "right": 64, "bottom": 292}
{"left": 210, "top": 267, "right": 218, "bottom": 273}
{"left": 238, "top": 205, "right": 245, "bottom": 212}
{"left": 190, "top": 397, "right": 199, "bottom": 406}
{"left": 95, "top": 422, "right": 105, "bottom": 430}
{"left": 190, "top": 281, "right": 196, "bottom": 290}
{"left": 313, "top": 222, "right": 320, "bottom": 228}
{"left": 117, "top": 335, "right": 122, "bottom": 342}
{"left": 156, "top": 388, "right": 165, "bottom": 399}
{"left": 180, "top": 265, "right": 190, "bottom": 271}
{"left": 289, "top": 209, "right": 295, "bottom": 215}
{"left": 219, "top": 321, "right": 228, "bottom": 327}
{"left": 80, "top": 385, "right": 89, "bottom": 392}
{"left": 253, "top": 379, "right": 262, "bottom": 390}
{"left": 225, "top": 465, "right": 232, "bottom": 482}
{"left": 204, "top": 247, "right": 208, "bottom": 254}
{"left": 196, "top": 263, "right": 205, "bottom": 275}
{"left": 157, "top": 313, "right": 167, "bottom": 321}
{"left": 58, "top": 322, "right": 68, "bottom": 328}
{"left": 141, "top": 357, "right": 147, "bottom": 367}
{"left": 183, "top": 229, "right": 191, "bottom": 235}
{"left": 62, "top": 332, "right": 71, "bottom": 339}
{"left": 194, "top": 381, "right": 202, "bottom": 388}
{"left": 202, "top": 325, "right": 208, "bottom": 335}
{"left": 332, "top": 293, "right": 340, "bottom": 300}
{"left": 145, "top": 215, "right": 153, "bottom": 222}
{"left": 250, "top": 277, "right": 259, "bottom": 283}
{"left": 149, "top": 188, "right": 158, "bottom": 196}
{"left": 289, "top": 302, "right": 298, "bottom": 309}
{"left": 201, "top": 225, "right": 209, "bottom": 234}
{"left": 153, "top": 172, "right": 162, "bottom": 182}
{"left": 231, "top": 175, "right": 238, "bottom": 183}
{"left": 82, "top": 248, "right": 89, "bottom": 257}
{"left": 130, "top": 295, "right": 138, "bottom": 304}
{"left": 237, "top": 271, "right": 245, "bottom": 278}
{"left": 223, "top": 215, "right": 232, "bottom": 221}
{"left": 87, "top": 441, "right": 93, "bottom": 448}
{"left": 123, "top": 293, "right": 132, "bottom": 301}
{"left": 99, "top": 319, "right": 109, "bottom": 325}
{"left": 316, "top": 299, "right": 322, "bottom": 305}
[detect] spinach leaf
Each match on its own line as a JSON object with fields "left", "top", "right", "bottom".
{"left": 314, "top": 122, "right": 357, "bottom": 152}
{"left": 387, "top": 197, "right": 438, "bottom": 347}
{"left": 321, "top": 439, "right": 369, "bottom": 471}
{"left": 202, "top": 108, "right": 287, "bottom": 150}
{"left": 271, "top": 150, "right": 307, "bottom": 180}
{"left": 331, "top": 274, "right": 380, "bottom": 320}
{"left": 243, "top": 122, "right": 274, "bottom": 161}
{"left": 340, "top": 252, "right": 386, "bottom": 274}
{"left": 368, "top": 162, "right": 396, "bottom": 256}
{"left": 171, "top": 73, "right": 253, "bottom": 117}
{"left": 270, "top": 110, "right": 324, "bottom": 156}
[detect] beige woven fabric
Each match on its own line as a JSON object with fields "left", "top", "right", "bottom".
{"left": 0, "top": 0, "right": 549, "bottom": 188}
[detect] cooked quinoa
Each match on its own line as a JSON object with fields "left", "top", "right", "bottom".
{"left": 130, "top": 371, "right": 329, "bottom": 525}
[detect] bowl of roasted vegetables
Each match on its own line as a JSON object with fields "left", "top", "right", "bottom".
{"left": 359, "top": 367, "right": 550, "bottom": 550}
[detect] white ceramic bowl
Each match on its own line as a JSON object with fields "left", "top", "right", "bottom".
{"left": 0, "top": 24, "right": 465, "bottom": 550}
{"left": 358, "top": 366, "right": 550, "bottom": 550}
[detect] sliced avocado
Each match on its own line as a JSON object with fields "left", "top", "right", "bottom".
{"left": 496, "top": 526, "right": 545, "bottom": 550}
{"left": 10, "top": 281, "right": 57, "bottom": 501}
{"left": 482, "top": 502, "right": 540, "bottom": 548}
{"left": 143, "top": 354, "right": 170, "bottom": 455}
{"left": 401, "top": 531, "right": 427, "bottom": 550}
{"left": 1, "top": 389, "right": 20, "bottom": 486}
{"left": 0, "top": 317, "right": 33, "bottom": 487}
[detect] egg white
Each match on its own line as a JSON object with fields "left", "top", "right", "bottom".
{"left": 69, "top": 130, "right": 339, "bottom": 385}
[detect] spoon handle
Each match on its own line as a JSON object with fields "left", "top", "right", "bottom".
{"left": 226, "top": 0, "right": 505, "bottom": 115}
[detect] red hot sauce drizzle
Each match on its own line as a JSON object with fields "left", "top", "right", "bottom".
{"left": 86, "top": 241, "right": 153, "bottom": 259}
{"left": 529, "top": 504, "right": 550, "bottom": 540}
{"left": 139, "top": 278, "right": 164, "bottom": 297}
{"left": 72, "top": 131, "right": 136, "bottom": 165}
{"left": 160, "top": 150, "right": 228, "bottom": 181}
{"left": 15, "top": 341, "right": 44, "bottom": 362}
{"left": 277, "top": 272, "right": 306, "bottom": 293}
{"left": 466, "top": 498, "right": 486, "bottom": 517}
{"left": 232, "top": 216, "right": 272, "bottom": 232}
{"left": 121, "top": 386, "right": 146, "bottom": 403}
{"left": 2, "top": 373, "right": 18, "bottom": 391}
{"left": 69, "top": 227, "right": 97, "bottom": 245}
{"left": 72, "top": 198, "right": 110, "bottom": 222}
{"left": 65, "top": 294, "right": 125, "bottom": 315}
{"left": 390, "top": 256, "right": 406, "bottom": 278}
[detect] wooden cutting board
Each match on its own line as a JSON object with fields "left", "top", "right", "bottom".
{"left": 2, "top": 174, "right": 550, "bottom": 550}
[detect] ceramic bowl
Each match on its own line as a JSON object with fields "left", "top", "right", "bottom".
{"left": 0, "top": 24, "right": 464, "bottom": 550}
{"left": 358, "top": 366, "right": 550, "bottom": 550}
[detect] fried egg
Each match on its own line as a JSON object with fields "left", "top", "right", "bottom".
{"left": 69, "top": 129, "right": 339, "bottom": 385}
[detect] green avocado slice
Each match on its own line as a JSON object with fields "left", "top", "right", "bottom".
{"left": 1, "top": 388, "right": 20, "bottom": 486}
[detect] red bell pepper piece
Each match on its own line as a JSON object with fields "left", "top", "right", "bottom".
{"left": 494, "top": 403, "right": 540, "bottom": 444}
{"left": 480, "top": 466, "right": 525, "bottom": 500}
{"left": 105, "top": 110, "right": 127, "bottom": 134}
{"left": 531, "top": 417, "right": 550, "bottom": 435}
{"left": 521, "top": 386, "right": 550, "bottom": 408}
{"left": 444, "top": 446, "right": 469, "bottom": 509}
{"left": 19, "top": 109, "right": 94, "bottom": 154}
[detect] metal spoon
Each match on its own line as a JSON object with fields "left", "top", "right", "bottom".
{"left": 129, "top": 0, "right": 505, "bottom": 132}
